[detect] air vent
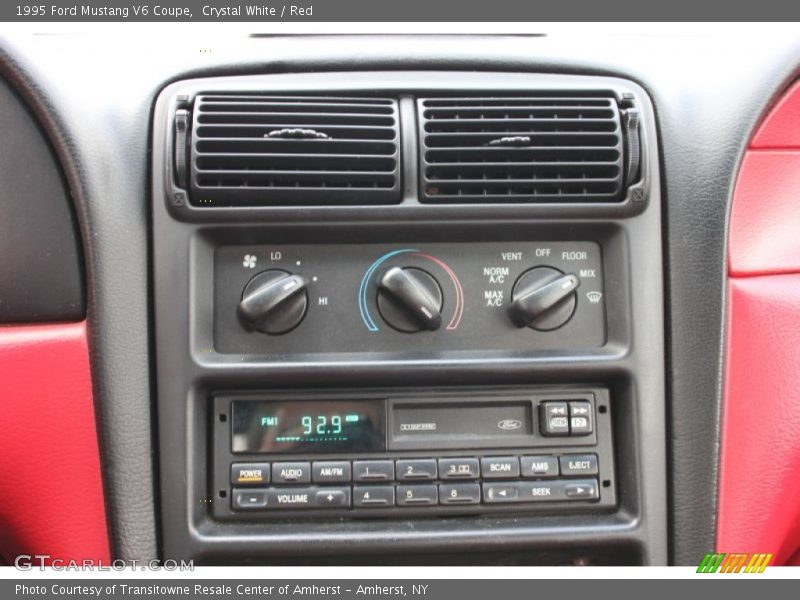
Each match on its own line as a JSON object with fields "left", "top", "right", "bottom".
{"left": 187, "top": 95, "right": 401, "bottom": 206}
{"left": 418, "top": 95, "right": 628, "bottom": 203}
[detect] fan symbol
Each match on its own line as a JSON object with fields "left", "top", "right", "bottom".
{"left": 242, "top": 254, "right": 257, "bottom": 269}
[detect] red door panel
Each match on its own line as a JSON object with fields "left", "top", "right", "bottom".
{"left": 718, "top": 276, "right": 800, "bottom": 563}
{"left": 0, "top": 322, "right": 109, "bottom": 564}
{"left": 751, "top": 80, "right": 800, "bottom": 149}
{"left": 720, "top": 79, "right": 800, "bottom": 565}
{"left": 728, "top": 151, "right": 800, "bottom": 276}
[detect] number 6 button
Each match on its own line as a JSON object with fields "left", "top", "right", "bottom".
{"left": 439, "top": 483, "right": 481, "bottom": 505}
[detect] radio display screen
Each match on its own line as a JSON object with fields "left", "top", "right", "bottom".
{"left": 231, "top": 400, "right": 386, "bottom": 454}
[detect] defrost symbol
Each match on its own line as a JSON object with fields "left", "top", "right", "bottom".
{"left": 586, "top": 291, "right": 603, "bottom": 304}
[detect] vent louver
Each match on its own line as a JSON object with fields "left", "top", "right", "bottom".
{"left": 418, "top": 95, "right": 626, "bottom": 203}
{"left": 188, "top": 95, "right": 401, "bottom": 206}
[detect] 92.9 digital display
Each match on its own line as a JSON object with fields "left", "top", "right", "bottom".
{"left": 231, "top": 400, "right": 386, "bottom": 454}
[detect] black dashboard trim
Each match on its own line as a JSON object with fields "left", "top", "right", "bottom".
{"left": 0, "top": 76, "right": 85, "bottom": 323}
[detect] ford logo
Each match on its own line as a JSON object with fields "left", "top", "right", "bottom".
{"left": 497, "top": 419, "right": 522, "bottom": 431}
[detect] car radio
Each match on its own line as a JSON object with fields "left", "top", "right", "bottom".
{"left": 211, "top": 387, "right": 616, "bottom": 519}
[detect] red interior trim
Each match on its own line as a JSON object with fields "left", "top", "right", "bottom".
{"left": 720, "top": 80, "right": 800, "bottom": 564}
{"left": 719, "top": 277, "right": 800, "bottom": 563}
{"left": 728, "top": 150, "right": 800, "bottom": 277}
{"left": 0, "top": 321, "right": 109, "bottom": 564}
{"left": 751, "top": 80, "right": 800, "bottom": 149}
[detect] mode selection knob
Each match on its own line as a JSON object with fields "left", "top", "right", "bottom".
{"left": 376, "top": 266, "right": 443, "bottom": 333}
{"left": 238, "top": 269, "right": 309, "bottom": 335}
{"left": 509, "top": 267, "right": 580, "bottom": 331}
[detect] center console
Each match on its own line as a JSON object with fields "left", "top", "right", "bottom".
{"left": 152, "top": 72, "right": 666, "bottom": 564}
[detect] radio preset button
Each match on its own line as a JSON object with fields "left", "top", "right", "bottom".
{"left": 231, "top": 462, "right": 270, "bottom": 486}
{"left": 397, "top": 484, "right": 439, "bottom": 506}
{"left": 272, "top": 462, "right": 311, "bottom": 484}
{"left": 559, "top": 454, "right": 599, "bottom": 476}
{"left": 353, "top": 460, "right": 395, "bottom": 482}
{"left": 312, "top": 461, "right": 352, "bottom": 483}
{"left": 396, "top": 459, "right": 438, "bottom": 481}
{"left": 439, "top": 483, "right": 481, "bottom": 505}
{"left": 520, "top": 455, "right": 559, "bottom": 478}
{"left": 480, "top": 456, "right": 520, "bottom": 479}
{"left": 568, "top": 401, "right": 594, "bottom": 435}
{"left": 539, "top": 402, "right": 570, "bottom": 436}
{"left": 353, "top": 485, "right": 395, "bottom": 507}
{"left": 438, "top": 458, "right": 480, "bottom": 479}
{"left": 232, "top": 489, "right": 269, "bottom": 510}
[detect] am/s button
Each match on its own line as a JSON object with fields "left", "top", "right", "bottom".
{"left": 520, "top": 455, "right": 559, "bottom": 478}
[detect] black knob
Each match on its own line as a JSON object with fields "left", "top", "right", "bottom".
{"left": 509, "top": 267, "right": 580, "bottom": 331}
{"left": 376, "top": 266, "right": 443, "bottom": 333}
{"left": 238, "top": 269, "right": 309, "bottom": 335}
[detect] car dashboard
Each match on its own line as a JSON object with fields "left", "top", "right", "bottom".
{"left": 1, "top": 28, "right": 800, "bottom": 566}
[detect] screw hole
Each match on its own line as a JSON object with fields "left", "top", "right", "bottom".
{"left": 219, "top": 490, "right": 227, "bottom": 498}
{"left": 219, "top": 414, "right": 227, "bottom": 423}
{"left": 602, "top": 480, "right": 611, "bottom": 488}
{"left": 598, "top": 405, "right": 607, "bottom": 414}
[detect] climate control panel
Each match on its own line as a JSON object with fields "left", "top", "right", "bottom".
{"left": 214, "top": 242, "right": 606, "bottom": 354}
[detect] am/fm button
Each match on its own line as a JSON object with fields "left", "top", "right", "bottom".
{"left": 312, "top": 461, "right": 351, "bottom": 483}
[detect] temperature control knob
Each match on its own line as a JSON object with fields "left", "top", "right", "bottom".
{"left": 238, "top": 270, "right": 309, "bottom": 335}
{"left": 509, "top": 267, "right": 580, "bottom": 331}
{"left": 376, "top": 266, "right": 443, "bottom": 333}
